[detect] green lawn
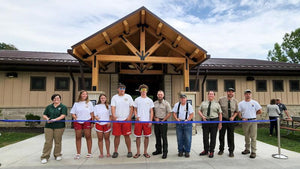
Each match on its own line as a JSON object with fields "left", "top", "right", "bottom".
{"left": 235, "top": 126, "right": 300, "bottom": 153}
{"left": 0, "top": 132, "right": 40, "bottom": 148}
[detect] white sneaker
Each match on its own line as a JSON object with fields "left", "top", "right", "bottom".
{"left": 41, "top": 159, "right": 47, "bottom": 164}
{"left": 56, "top": 156, "right": 62, "bottom": 161}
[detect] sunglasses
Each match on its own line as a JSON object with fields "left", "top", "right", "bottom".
{"left": 119, "top": 87, "right": 126, "bottom": 90}
{"left": 140, "top": 88, "right": 148, "bottom": 92}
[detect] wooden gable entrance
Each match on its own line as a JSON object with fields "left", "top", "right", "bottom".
{"left": 68, "top": 6, "right": 207, "bottom": 92}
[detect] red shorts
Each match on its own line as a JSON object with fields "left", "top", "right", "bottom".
{"left": 95, "top": 123, "right": 111, "bottom": 133}
{"left": 73, "top": 122, "right": 92, "bottom": 130}
{"left": 134, "top": 123, "right": 152, "bottom": 137}
{"left": 112, "top": 121, "right": 132, "bottom": 136}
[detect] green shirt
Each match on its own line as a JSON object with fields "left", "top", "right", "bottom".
{"left": 218, "top": 96, "right": 238, "bottom": 119}
{"left": 43, "top": 103, "right": 68, "bottom": 129}
{"left": 199, "top": 100, "right": 222, "bottom": 119}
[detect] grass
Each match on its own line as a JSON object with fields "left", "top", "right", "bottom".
{"left": 0, "top": 132, "right": 40, "bottom": 148}
{"left": 235, "top": 126, "right": 300, "bottom": 153}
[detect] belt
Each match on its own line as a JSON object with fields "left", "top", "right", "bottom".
{"left": 206, "top": 118, "right": 218, "bottom": 121}
{"left": 247, "top": 118, "right": 256, "bottom": 120}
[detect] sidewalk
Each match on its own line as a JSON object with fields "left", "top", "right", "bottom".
{"left": 1, "top": 127, "right": 300, "bottom": 169}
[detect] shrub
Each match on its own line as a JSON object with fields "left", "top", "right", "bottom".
{"left": 25, "top": 113, "right": 41, "bottom": 128}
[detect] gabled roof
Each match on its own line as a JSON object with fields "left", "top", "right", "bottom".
{"left": 69, "top": 6, "right": 207, "bottom": 67}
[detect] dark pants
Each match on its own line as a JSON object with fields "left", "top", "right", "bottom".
{"left": 269, "top": 116, "right": 278, "bottom": 136}
{"left": 154, "top": 123, "right": 168, "bottom": 154}
{"left": 219, "top": 118, "right": 235, "bottom": 152}
{"left": 202, "top": 120, "right": 218, "bottom": 153}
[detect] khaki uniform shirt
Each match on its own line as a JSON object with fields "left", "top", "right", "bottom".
{"left": 218, "top": 96, "right": 238, "bottom": 119}
{"left": 199, "top": 100, "right": 222, "bottom": 119}
{"left": 154, "top": 99, "right": 172, "bottom": 119}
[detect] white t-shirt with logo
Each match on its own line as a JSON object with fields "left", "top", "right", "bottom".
{"left": 111, "top": 94, "right": 134, "bottom": 121}
{"left": 238, "top": 99, "right": 262, "bottom": 119}
{"left": 172, "top": 102, "right": 194, "bottom": 120}
{"left": 70, "top": 101, "right": 94, "bottom": 123}
{"left": 94, "top": 104, "right": 111, "bottom": 125}
{"left": 134, "top": 96, "right": 154, "bottom": 121}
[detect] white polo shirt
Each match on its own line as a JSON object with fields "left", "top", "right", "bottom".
{"left": 134, "top": 96, "right": 154, "bottom": 121}
{"left": 111, "top": 94, "right": 134, "bottom": 121}
{"left": 70, "top": 101, "right": 94, "bottom": 123}
{"left": 94, "top": 104, "right": 111, "bottom": 125}
{"left": 238, "top": 99, "right": 262, "bottom": 119}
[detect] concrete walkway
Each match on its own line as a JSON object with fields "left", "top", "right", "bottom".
{"left": 0, "top": 127, "right": 300, "bottom": 169}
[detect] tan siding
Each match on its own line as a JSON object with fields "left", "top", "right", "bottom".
{"left": 171, "top": 75, "right": 183, "bottom": 105}
{"left": 0, "top": 73, "right": 5, "bottom": 105}
{"left": 99, "top": 74, "right": 110, "bottom": 98}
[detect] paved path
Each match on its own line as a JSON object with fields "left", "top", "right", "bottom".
{"left": 1, "top": 127, "right": 299, "bottom": 169}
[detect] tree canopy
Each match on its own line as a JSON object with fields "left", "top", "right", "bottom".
{"left": 267, "top": 28, "right": 300, "bottom": 64}
{"left": 0, "top": 42, "right": 18, "bottom": 50}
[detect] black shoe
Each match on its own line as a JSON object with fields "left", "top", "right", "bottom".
{"left": 229, "top": 152, "right": 234, "bottom": 157}
{"left": 209, "top": 152, "right": 214, "bottom": 158}
{"left": 127, "top": 152, "right": 133, "bottom": 158}
{"left": 178, "top": 152, "right": 183, "bottom": 157}
{"left": 185, "top": 152, "right": 190, "bottom": 158}
{"left": 218, "top": 150, "right": 223, "bottom": 155}
{"left": 112, "top": 152, "right": 118, "bottom": 158}
{"left": 152, "top": 151, "right": 162, "bottom": 155}
{"left": 162, "top": 154, "right": 167, "bottom": 159}
{"left": 199, "top": 150, "right": 208, "bottom": 156}
{"left": 241, "top": 150, "right": 250, "bottom": 155}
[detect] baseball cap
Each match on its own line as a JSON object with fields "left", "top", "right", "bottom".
{"left": 227, "top": 88, "right": 235, "bottom": 92}
{"left": 180, "top": 94, "right": 187, "bottom": 98}
{"left": 244, "top": 89, "right": 252, "bottom": 94}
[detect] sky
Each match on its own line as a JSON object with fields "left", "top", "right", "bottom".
{"left": 0, "top": 0, "right": 300, "bottom": 60}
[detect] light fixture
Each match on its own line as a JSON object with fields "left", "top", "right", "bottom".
{"left": 6, "top": 72, "right": 18, "bottom": 78}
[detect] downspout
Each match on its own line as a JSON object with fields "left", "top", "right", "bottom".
{"left": 201, "top": 70, "right": 208, "bottom": 102}
{"left": 68, "top": 66, "right": 76, "bottom": 105}
{"left": 194, "top": 63, "right": 201, "bottom": 91}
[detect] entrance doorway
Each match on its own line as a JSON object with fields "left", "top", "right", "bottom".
{"left": 119, "top": 75, "right": 164, "bottom": 101}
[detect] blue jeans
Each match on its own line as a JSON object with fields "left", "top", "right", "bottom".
{"left": 176, "top": 123, "right": 192, "bottom": 153}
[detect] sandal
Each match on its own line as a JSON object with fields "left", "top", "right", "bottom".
{"left": 99, "top": 154, "right": 104, "bottom": 158}
{"left": 143, "top": 153, "right": 151, "bottom": 158}
{"left": 107, "top": 154, "right": 111, "bottom": 158}
{"left": 133, "top": 154, "right": 141, "bottom": 158}
{"left": 86, "top": 154, "right": 92, "bottom": 158}
{"left": 74, "top": 154, "right": 81, "bottom": 160}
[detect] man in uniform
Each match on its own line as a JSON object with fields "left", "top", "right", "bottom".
{"left": 276, "top": 98, "right": 291, "bottom": 120}
{"left": 218, "top": 88, "right": 239, "bottom": 157}
{"left": 152, "top": 90, "right": 172, "bottom": 159}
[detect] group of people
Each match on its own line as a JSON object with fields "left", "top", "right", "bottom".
{"left": 40, "top": 84, "right": 290, "bottom": 164}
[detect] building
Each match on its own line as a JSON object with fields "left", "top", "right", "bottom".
{"left": 1, "top": 7, "right": 300, "bottom": 127}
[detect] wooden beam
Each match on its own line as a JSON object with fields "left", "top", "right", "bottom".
{"left": 189, "top": 48, "right": 200, "bottom": 59}
{"left": 175, "top": 64, "right": 183, "bottom": 72}
{"left": 102, "top": 31, "right": 112, "bottom": 45}
{"left": 96, "top": 54, "right": 186, "bottom": 64}
{"left": 145, "top": 27, "right": 196, "bottom": 64}
{"left": 172, "top": 35, "right": 182, "bottom": 48}
{"left": 141, "top": 10, "right": 145, "bottom": 24}
{"left": 120, "top": 69, "right": 163, "bottom": 75}
{"left": 92, "top": 56, "right": 99, "bottom": 91}
{"left": 145, "top": 38, "right": 165, "bottom": 56}
{"left": 81, "top": 43, "right": 92, "bottom": 55}
{"left": 119, "top": 35, "right": 140, "bottom": 57}
{"left": 156, "top": 22, "right": 163, "bottom": 36}
{"left": 183, "top": 59, "right": 189, "bottom": 91}
{"left": 140, "top": 28, "right": 145, "bottom": 53}
{"left": 122, "top": 20, "right": 130, "bottom": 34}
{"left": 99, "top": 62, "right": 107, "bottom": 71}
{"left": 72, "top": 48, "right": 81, "bottom": 59}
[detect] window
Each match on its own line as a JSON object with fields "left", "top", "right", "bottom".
{"left": 256, "top": 80, "right": 267, "bottom": 92}
{"left": 55, "top": 77, "right": 70, "bottom": 91}
{"left": 273, "top": 80, "right": 284, "bottom": 92}
{"left": 78, "top": 78, "right": 92, "bottom": 91}
{"left": 224, "top": 80, "right": 235, "bottom": 91}
{"left": 289, "top": 80, "right": 300, "bottom": 91}
{"left": 206, "top": 79, "right": 218, "bottom": 91}
{"left": 189, "top": 79, "right": 199, "bottom": 91}
{"left": 30, "top": 77, "right": 46, "bottom": 91}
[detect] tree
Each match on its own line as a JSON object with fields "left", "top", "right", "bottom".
{"left": 267, "top": 28, "right": 300, "bottom": 63}
{"left": 0, "top": 42, "right": 18, "bottom": 50}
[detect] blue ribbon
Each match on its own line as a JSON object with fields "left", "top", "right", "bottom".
{"left": 0, "top": 119, "right": 277, "bottom": 124}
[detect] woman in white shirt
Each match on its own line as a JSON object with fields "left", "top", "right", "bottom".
{"left": 267, "top": 99, "right": 281, "bottom": 136}
{"left": 70, "top": 90, "right": 94, "bottom": 159}
{"left": 94, "top": 94, "right": 112, "bottom": 158}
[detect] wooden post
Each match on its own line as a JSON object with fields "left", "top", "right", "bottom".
{"left": 92, "top": 55, "right": 99, "bottom": 91}
{"left": 183, "top": 59, "right": 189, "bottom": 91}
{"left": 140, "top": 27, "right": 145, "bottom": 54}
